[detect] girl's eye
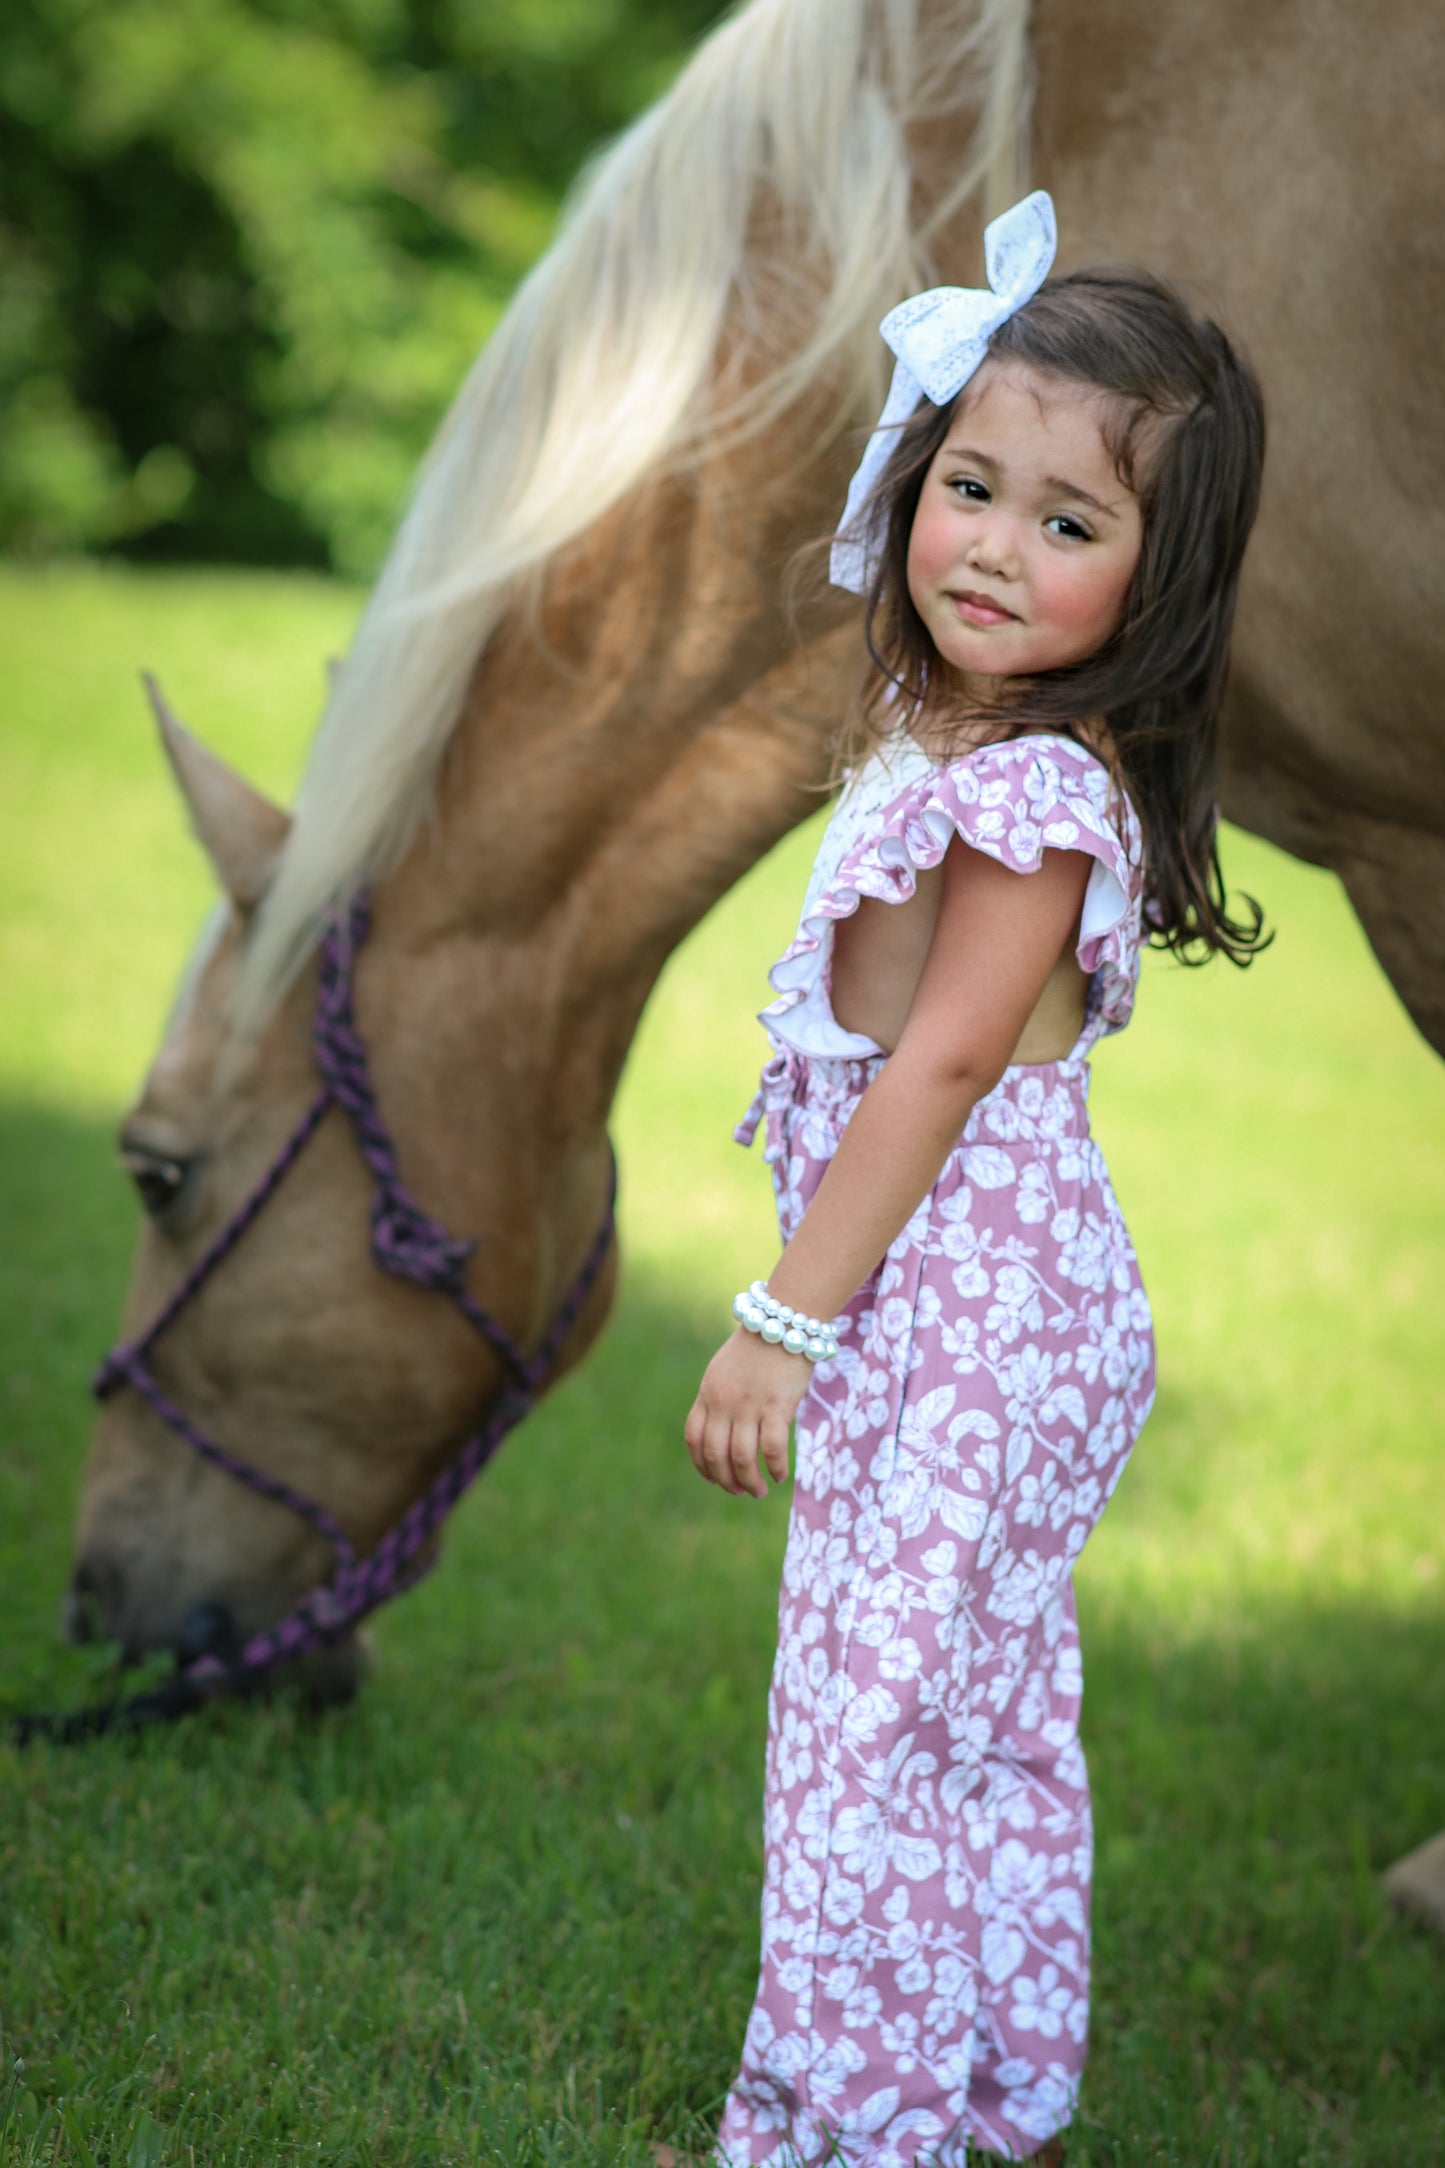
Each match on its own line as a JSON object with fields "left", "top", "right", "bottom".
{"left": 1046, "top": 514, "right": 1094, "bottom": 541}
{"left": 948, "top": 476, "right": 990, "bottom": 502}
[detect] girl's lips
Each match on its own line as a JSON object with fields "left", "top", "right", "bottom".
{"left": 951, "top": 590, "right": 1018, "bottom": 628}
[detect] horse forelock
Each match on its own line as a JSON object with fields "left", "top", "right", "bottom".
{"left": 230, "top": 0, "right": 1033, "bottom": 1038}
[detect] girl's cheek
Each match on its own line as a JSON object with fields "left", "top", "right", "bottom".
{"left": 906, "top": 499, "right": 955, "bottom": 600}
{"left": 1038, "top": 557, "right": 1132, "bottom": 644}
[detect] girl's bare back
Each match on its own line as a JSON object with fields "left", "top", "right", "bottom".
{"left": 831, "top": 861, "right": 1089, "bottom": 1061}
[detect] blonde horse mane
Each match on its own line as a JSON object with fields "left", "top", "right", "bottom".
{"left": 235, "top": 0, "right": 1032, "bottom": 1030}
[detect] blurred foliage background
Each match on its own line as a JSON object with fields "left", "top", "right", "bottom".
{"left": 0, "top": 0, "right": 724, "bottom": 576}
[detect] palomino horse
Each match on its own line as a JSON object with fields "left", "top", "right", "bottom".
{"left": 65, "top": 0, "right": 1441, "bottom": 1890}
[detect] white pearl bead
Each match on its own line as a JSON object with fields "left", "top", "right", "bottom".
{"left": 777, "top": 1303, "right": 794, "bottom": 1323}
{"left": 750, "top": 1279, "right": 768, "bottom": 1303}
{"left": 805, "top": 1336, "right": 829, "bottom": 1360}
{"left": 760, "top": 1316, "right": 785, "bottom": 1344}
{"left": 732, "top": 1293, "right": 750, "bottom": 1321}
{"left": 782, "top": 1326, "right": 807, "bottom": 1355}
{"left": 741, "top": 1304, "right": 764, "bottom": 1332}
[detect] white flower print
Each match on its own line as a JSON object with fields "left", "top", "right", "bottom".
{"left": 841, "top": 1683, "right": 902, "bottom": 1748}
{"left": 833, "top": 1734, "right": 944, "bottom": 1892}
{"left": 1085, "top": 1395, "right": 1130, "bottom": 1471}
{"left": 1010, "top": 1964, "right": 1074, "bottom": 2038}
{"left": 776, "top": 1710, "right": 816, "bottom": 1790}
{"left": 986, "top": 1838, "right": 1054, "bottom": 1914}
{"left": 1015, "top": 1461, "right": 1062, "bottom": 1529}
{"left": 783, "top": 1856, "right": 822, "bottom": 1915}
{"left": 987, "top": 1549, "right": 1066, "bottom": 1628}
{"left": 1057, "top": 1211, "right": 1113, "bottom": 1294}
{"left": 842, "top": 1982, "right": 884, "bottom": 2032}
{"left": 962, "top": 1145, "right": 1018, "bottom": 1190}
{"left": 1003, "top": 1342, "right": 1057, "bottom": 1429}
{"left": 898, "top": 1383, "right": 957, "bottom": 1452}
{"left": 1015, "top": 1164, "right": 1053, "bottom": 1224}
{"left": 879, "top": 1635, "right": 924, "bottom": 1682}
{"left": 984, "top": 1263, "right": 1044, "bottom": 1345}
{"left": 878, "top": 2010, "right": 921, "bottom": 2072}
{"left": 827, "top": 1445, "right": 861, "bottom": 1496}
{"left": 996, "top": 2062, "right": 1080, "bottom": 2144}
{"left": 923, "top": 1951, "right": 980, "bottom": 2033}
{"left": 822, "top": 1876, "right": 865, "bottom": 1930}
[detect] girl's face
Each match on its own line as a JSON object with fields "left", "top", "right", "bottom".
{"left": 905, "top": 358, "right": 1143, "bottom": 698}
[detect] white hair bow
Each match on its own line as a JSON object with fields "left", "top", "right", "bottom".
{"left": 829, "top": 190, "right": 1058, "bottom": 594}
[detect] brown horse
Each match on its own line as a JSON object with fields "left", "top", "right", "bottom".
{"left": 67, "top": 0, "right": 1441, "bottom": 1877}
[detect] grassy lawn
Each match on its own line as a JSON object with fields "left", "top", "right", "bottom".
{"left": 1, "top": 564, "right": 1441, "bottom": 2167}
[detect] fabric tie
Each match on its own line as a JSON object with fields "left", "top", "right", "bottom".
{"left": 829, "top": 190, "right": 1057, "bottom": 594}
{"left": 734, "top": 1044, "right": 805, "bottom": 1150}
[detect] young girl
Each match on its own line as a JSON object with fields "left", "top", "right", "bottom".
{"left": 681, "top": 194, "right": 1266, "bottom": 2166}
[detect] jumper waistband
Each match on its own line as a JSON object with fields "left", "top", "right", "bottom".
{"left": 735, "top": 1039, "right": 1092, "bottom": 1152}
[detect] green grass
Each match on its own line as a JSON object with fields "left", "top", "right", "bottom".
{"left": 1, "top": 564, "right": 1442, "bottom": 2167}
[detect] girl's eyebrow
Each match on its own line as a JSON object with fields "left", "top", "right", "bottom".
{"left": 941, "top": 442, "right": 1123, "bottom": 523}
{"left": 942, "top": 443, "right": 999, "bottom": 471}
{"left": 1041, "top": 474, "right": 1122, "bottom": 521}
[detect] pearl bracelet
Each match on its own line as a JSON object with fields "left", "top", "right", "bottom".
{"left": 732, "top": 1280, "right": 840, "bottom": 1362}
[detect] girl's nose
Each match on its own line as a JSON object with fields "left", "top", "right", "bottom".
{"left": 964, "top": 526, "right": 1018, "bottom": 581}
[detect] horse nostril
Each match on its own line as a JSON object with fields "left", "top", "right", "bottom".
{"left": 62, "top": 1557, "right": 120, "bottom": 1645}
{"left": 176, "top": 1600, "right": 241, "bottom": 1669}
{"left": 61, "top": 1583, "right": 101, "bottom": 1646}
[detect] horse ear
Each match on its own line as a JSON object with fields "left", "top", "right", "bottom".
{"left": 144, "top": 673, "right": 292, "bottom": 909}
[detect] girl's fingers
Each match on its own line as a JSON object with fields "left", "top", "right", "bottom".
{"left": 760, "top": 1410, "right": 791, "bottom": 1487}
{"left": 702, "top": 1409, "right": 740, "bottom": 1494}
{"left": 685, "top": 1343, "right": 804, "bottom": 1496}
{"left": 683, "top": 1397, "right": 707, "bottom": 1475}
{"left": 729, "top": 1418, "right": 765, "bottom": 1500}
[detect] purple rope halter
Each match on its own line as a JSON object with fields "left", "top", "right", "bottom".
{"left": 17, "top": 897, "right": 615, "bottom": 1743}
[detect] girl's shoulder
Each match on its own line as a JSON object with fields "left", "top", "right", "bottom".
{"left": 888, "top": 726, "right": 1145, "bottom": 889}
{"left": 924, "top": 722, "right": 1110, "bottom": 782}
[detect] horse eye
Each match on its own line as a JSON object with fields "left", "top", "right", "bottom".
{"left": 120, "top": 1147, "right": 190, "bottom": 1218}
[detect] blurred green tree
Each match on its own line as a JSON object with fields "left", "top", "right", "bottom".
{"left": 0, "top": 0, "right": 722, "bottom": 573}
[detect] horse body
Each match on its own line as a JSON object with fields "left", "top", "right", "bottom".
{"left": 68, "top": 0, "right": 1442, "bottom": 1678}
{"left": 1033, "top": 0, "right": 1445, "bottom": 1046}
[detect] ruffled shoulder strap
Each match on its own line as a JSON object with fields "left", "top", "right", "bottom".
{"left": 904, "top": 735, "right": 1141, "bottom": 973}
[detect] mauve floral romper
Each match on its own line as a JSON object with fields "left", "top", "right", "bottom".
{"left": 716, "top": 732, "right": 1156, "bottom": 2166}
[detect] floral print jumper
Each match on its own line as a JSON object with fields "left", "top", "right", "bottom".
{"left": 716, "top": 732, "right": 1156, "bottom": 2166}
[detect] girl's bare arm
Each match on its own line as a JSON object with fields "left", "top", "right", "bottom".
{"left": 684, "top": 838, "right": 1093, "bottom": 1497}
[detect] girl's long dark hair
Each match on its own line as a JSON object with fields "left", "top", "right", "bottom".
{"left": 856, "top": 267, "right": 1268, "bottom": 964}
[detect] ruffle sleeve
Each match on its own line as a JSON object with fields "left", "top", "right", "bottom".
{"left": 760, "top": 735, "right": 1144, "bottom": 1060}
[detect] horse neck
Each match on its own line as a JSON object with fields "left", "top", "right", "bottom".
{"left": 357, "top": 454, "right": 857, "bottom": 1303}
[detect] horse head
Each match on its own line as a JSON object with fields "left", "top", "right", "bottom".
{"left": 67, "top": 678, "right": 621, "bottom": 1701}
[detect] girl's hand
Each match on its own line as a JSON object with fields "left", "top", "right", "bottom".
{"left": 683, "top": 1329, "right": 810, "bottom": 1498}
